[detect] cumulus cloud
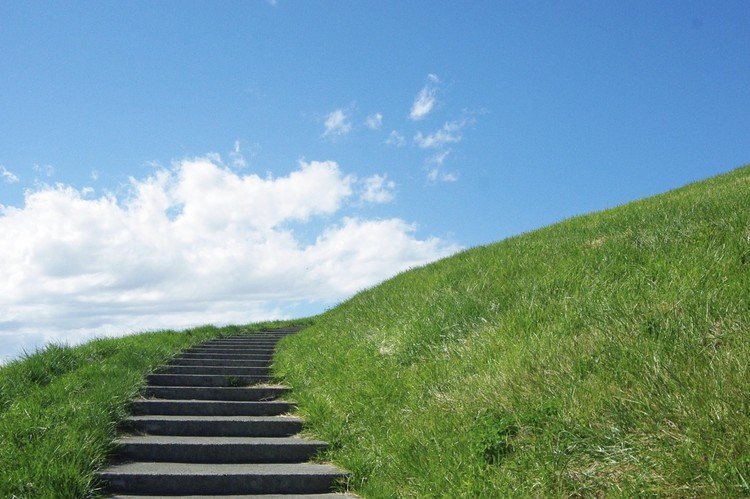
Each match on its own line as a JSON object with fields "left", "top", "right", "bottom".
{"left": 360, "top": 174, "right": 395, "bottom": 204}
{"left": 0, "top": 165, "right": 19, "bottom": 183}
{"left": 0, "top": 156, "right": 458, "bottom": 361}
{"left": 409, "top": 74, "right": 440, "bottom": 120}
{"left": 323, "top": 108, "right": 352, "bottom": 137}
{"left": 365, "top": 113, "right": 383, "bottom": 130}
{"left": 414, "top": 120, "right": 466, "bottom": 148}
{"left": 385, "top": 130, "right": 406, "bottom": 147}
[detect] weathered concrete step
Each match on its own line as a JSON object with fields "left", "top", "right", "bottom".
{"left": 175, "top": 352, "right": 273, "bottom": 362}
{"left": 169, "top": 358, "right": 271, "bottom": 367}
{"left": 114, "top": 435, "right": 326, "bottom": 463}
{"left": 123, "top": 415, "right": 303, "bottom": 437}
{"left": 142, "top": 386, "right": 288, "bottom": 401}
{"left": 131, "top": 399, "right": 293, "bottom": 416}
{"left": 98, "top": 462, "right": 346, "bottom": 495}
{"left": 110, "top": 494, "right": 356, "bottom": 498}
{"left": 147, "top": 374, "right": 269, "bottom": 387}
{"left": 155, "top": 365, "right": 270, "bottom": 376}
{"left": 201, "top": 340, "right": 279, "bottom": 347}
{"left": 185, "top": 348, "right": 276, "bottom": 354}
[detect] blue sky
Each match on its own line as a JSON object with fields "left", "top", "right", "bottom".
{"left": 1, "top": 1, "right": 748, "bottom": 361}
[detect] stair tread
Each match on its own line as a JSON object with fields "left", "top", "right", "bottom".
{"left": 127, "top": 415, "right": 301, "bottom": 422}
{"left": 133, "top": 399, "right": 291, "bottom": 405}
{"left": 110, "top": 495, "right": 355, "bottom": 498}
{"left": 116, "top": 436, "right": 325, "bottom": 445}
{"left": 99, "top": 462, "right": 345, "bottom": 476}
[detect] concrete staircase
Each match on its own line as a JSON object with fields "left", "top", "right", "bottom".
{"left": 98, "top": 329, "right": 351, "bottom": 497}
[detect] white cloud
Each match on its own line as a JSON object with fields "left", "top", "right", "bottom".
{"left": 365, "top": 113, "right": 383, "bottom": 130}
{"left": 360, "top": 174, "right": 395, "bottom": 204}
{"left": 385, "top": 130, "right": 406, "bottom": 147}
{"left": 323, "top": 108, "right": 352, "bottom": 137}
{"left": 230, "top": 140, "right": 247, "bottom": 169}
{"left": 428, "top": 149, "right": 451, "bottom": 165}
{"left": 0, "top": 156, "right": 459, "bottom": 361}
{"left": 427, "top": 168, "right": 458, "bottom": 183}
{"left": 409, "top": 75, "right": 439, "bottom": 120}
{"left": 414, "top": 120, "right": 466, "bottom": 148}
{"left": 33, "top": 164, "right": 55, "bottom": 177}
{"left": 0, "top": 165, "right": 19, "bottom": 184}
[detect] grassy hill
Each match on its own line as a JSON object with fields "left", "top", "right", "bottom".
{"left": 0, "top": 320, "right": 309, "bottom": 497}
{"left": 275, "top": 165, "right": 750, "bottom": 496}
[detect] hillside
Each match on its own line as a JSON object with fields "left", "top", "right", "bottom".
{"left": 0, "top": 320, "right": 309, "bottom": 497}
{"left": 275, "top": 165, "right": 750, "bottom": 496}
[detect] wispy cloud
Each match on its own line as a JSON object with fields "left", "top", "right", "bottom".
{"left": 229, "top": 139, "right": 259, "bottom": 169}
{"left": 33, "top": 164, "right": 55, "bottom": 178}
{"left": 414, "top": 119, "right": 467, "bottom": 148}
{"left": 425, "top": 149, "right": 457, "bottom": 183}
{"left": 427, "top": 168, "right": 458, "bottom": 183}
{"left": 428, "top": 149, "right": 451, "bottom": 165}
{"left": 365, "top": 113, "right": 383, "bottom": 130}
{"left": 385, "top": 130, "right": 406, "bottom": 147}
{"left": 409, "top": 74, "right": 440, "bottom": 121}
{"left": 360, "top": 174, "right": 395, "bottom": 204}
{"left": 323, "top": 108, "right": 352, "bottom": 137}
{"left": 0, "top": 165, "right": 19, "bottom": 184}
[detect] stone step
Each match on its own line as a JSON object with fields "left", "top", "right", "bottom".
{"left": 147, "top": 374, "right": 269, "bottom": 387}
{"left": 185, "top": 347, "right": 277, "bottom": 354}
{"left": 168, "top": 358, "right": 271, "bottom": 367}
{"left": 155, "top": 365, "right": 270, "bottom": 376}
{"left": 111, "top": 494, "right": 355, "bottom": 499}
{"left": 199, "top": 341, "right": 281, "bottom": 346}
{"left": 98, "top": 462, "right": 347, "bottom": 495}
{"left": 123, "top": 415, "right": 303, "bottom": 437}
{"left": 142, "top": 386, "right": 288, "bottom": 401}
{"left": 175, "top": 355, "right": 274, "bottom": 362}
{"left": 114, "top": 435, "right": 326, "bottom": 463}
{"left": 130, "top": 399, "right": 293, "bottom": 416}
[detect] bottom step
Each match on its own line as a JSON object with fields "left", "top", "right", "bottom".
{"left": 110, "top": 495, "right": 356, "bottom": 499}
{"left": 98, "top": 462, "right": 347, "bottom": 495}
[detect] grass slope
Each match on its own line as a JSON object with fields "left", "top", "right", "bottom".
{"left": 0, "top": 319, "right": 309, "bottom": 497}
{"left": 275, "top": 166, "right": 750, "bottom": 497}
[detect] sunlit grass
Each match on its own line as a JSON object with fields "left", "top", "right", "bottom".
{"left": 0, "top": 319, "right": 310, "bottom": 497}
{"left": 275, "top": 165, "right": 750, "bottom": 497}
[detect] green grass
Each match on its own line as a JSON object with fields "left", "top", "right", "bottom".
{"left": 275, "top": 165, "right": 750, "bottom": 497}
{"left": 0, "top": 319, "right": 310, "bottom": 498}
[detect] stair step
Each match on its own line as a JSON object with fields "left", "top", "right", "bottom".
{"left": 185, "top": 348, "right": 276, "bottom": 354}
{"left": 147, "top": 374, "right": 269, "bottom": 387}
{"left": 123, "top": 415, "right": 303, "bottom": 437}
{"left": 131, "top": 399, "right": 293, "bottom": 416}
{"left": 98, "top": 462, "right": 346, "bottom": 495}
{"left": 168, "top": 358, "right": 271, "bottom": 367}
{"left": 111, "top": 494, "right": 355, "bottom": 499}
{"left": 191, "top": 343, "right": 276, "bottom": 350}
{"left": 142, "top": 386, "right": 288, "bottom": 401}
{"left": 201, "top": 341, "right": 281, "bottom": 345}
{"left": 110, "top": 494, "right": 355, "bottom": 499}
{"left": 114, "top": 436, "right": 326, "bottom": 463}
{"left": 178, "top": 353, "right": 274, "bottom": 360}
{"left": 155, "top": 366, "right": 270, "bottom": 375}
